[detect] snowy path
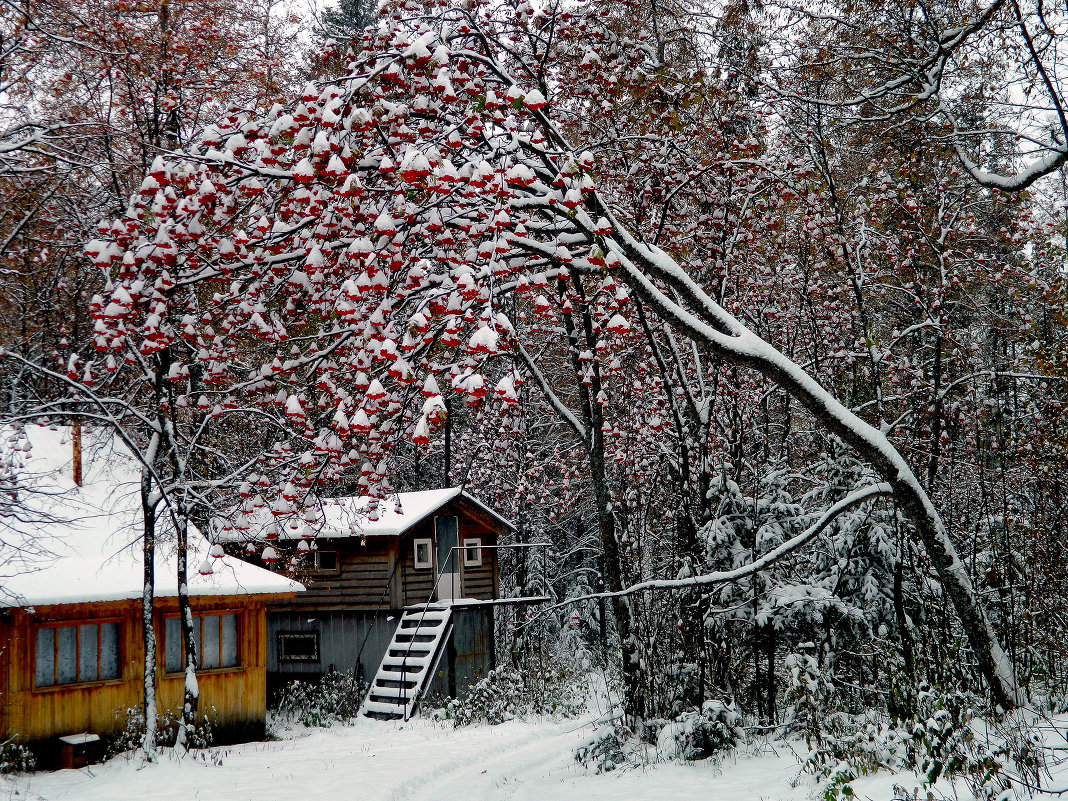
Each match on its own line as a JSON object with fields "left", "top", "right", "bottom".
{"left": 0, "top": 715, "right": 823, "bottom": 801}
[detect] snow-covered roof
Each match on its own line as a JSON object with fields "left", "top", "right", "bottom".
{"left": 216, "top": 487, "right": 514, "bottom": 543}
{"left": 0, "top": 425, "right": 303, "bottom": 608}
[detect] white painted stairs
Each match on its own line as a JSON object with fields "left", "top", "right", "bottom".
{"left": 362, "top": 605, "right": 453, "bottom": 719}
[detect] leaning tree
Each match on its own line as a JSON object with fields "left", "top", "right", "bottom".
{"left": 81, "top": 0, "right": 1024, "bottom": 716}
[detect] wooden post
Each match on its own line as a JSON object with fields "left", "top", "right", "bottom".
{"left": 72, "top": 420, "right": 82, "bottom": 486}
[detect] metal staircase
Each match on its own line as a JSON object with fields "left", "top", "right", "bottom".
{"left": 362, "top": 604, "right": 453, "bottom": 720}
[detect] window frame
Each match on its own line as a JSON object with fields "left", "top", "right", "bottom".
{"left": 277, "top": 631, "right": 321, "bottom": 663}
{"left": 462, "top": 537, "right": 483, "bottom": 567}
{"left": 33, "top": 618, "right": 123, "bottom": 691}
{"left": 311, "top": 549, "right": 339, "bottom": 575}
{"left": 161, "top": 610, "right": 242, "bottom": 675}
{"left": 413, "top": 537, "right": 433, "bottom": 569}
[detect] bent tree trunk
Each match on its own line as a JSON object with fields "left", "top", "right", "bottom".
{"left": 605, "top": 228, "right": 1020, "bottom": 711}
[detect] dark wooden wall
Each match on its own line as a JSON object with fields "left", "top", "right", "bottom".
{"left": 272, "top": 536, "right": 400, "bottom": 613}
{"left": 425, "top": 606, "right": 495, "bottom": 700}
{"left": 265, "top": 610, "right": 395, "bottom": 698}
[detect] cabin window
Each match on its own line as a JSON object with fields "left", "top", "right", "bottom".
{"left": 463, "top": 537, "right": 483, "bottom": 567}
{"left": 163, "top": 613, "right": 239, "bottom": 673}
{"left": 277, "top": 632, "right": 320, "bottom": 663}
{"left": 34, "top": 620, "right": 121, "bottom": 688}
{"left": 313, "top": 550, "right": 339, "bottom": 574}
{"left": 413, "top": 538, "right": 433, "bottom": 569}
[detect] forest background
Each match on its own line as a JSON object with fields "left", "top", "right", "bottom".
{"left": 3, "top": 0, "right": 1068, "bottom": 793}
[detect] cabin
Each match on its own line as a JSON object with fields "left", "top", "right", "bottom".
{"left": 222, "top": 488, "right": 528, "bottom": 717}
{"left": 0, "top": 426, "right": 302, "bottom": 764}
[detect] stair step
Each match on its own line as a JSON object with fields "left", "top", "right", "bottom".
{"left": 372, "top": 683, "right": 418, "bottom": 699}
{"left": 373, "top": 677, "right": 418, "bottom": 691}
{"left": 394, "top": 632, "right": 437, "bottom": 643}
{"left": 363, "top": 700, "right": 405, "bottom": 717}
{"left": 402, "top": 609, "right": 448, "bottom": 621}
{"left": 399, "top": 618, "right": 445, "bottom": 630}
{"left": 381, "top": 656, "right": 431, "bottom": 670}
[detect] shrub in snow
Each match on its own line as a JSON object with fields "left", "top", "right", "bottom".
{"left": 272, "top": 670, "right": 365, "bottom": 729}
{"left": 656, "top": 700, "right": 743, "bottom": 761}
{"left": 573, "top": 726, "right": 629, "bottom": 774}
{"left": 785, "top": 652, "right": 838, "bottom": 748}
{"left": 801, "top": 687, "right": 1046, "bottom": 801}
{"left": 0, "top": 738, "right": 36, "bottom": 773}
{"left": 434, "top": 667, "right": 586, "bottom": 727}
{"left": 105, "top": 706, "right": 215, "bottom": 758}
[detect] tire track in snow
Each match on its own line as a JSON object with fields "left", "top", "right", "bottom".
{"left": 388, "top": 720, "right": 594, "bottom": 801}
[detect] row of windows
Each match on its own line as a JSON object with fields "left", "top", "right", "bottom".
{"left": 32, "top": 613, "right": 240, "bottom": 690}
{"left": 413, "top": 538, "right": 482, "bottom": 569}
{"left": 302, "top": 538, "right": 484, "bottom": 575}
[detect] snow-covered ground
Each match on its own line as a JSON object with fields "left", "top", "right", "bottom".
{"left": 0, "top": 715, "right": 804, "bottom": 801}
{"left": 0, "top": 712, "right": 1014, "bottom": 801}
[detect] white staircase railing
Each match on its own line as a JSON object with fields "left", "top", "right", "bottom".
{"left": 362, "top": 605, "right": 452, "bottom": 719}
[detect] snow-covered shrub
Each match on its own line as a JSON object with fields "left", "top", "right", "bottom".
{"left": 802, "top": 687, "right": 1045, "bottom": 801}
{"left": 272, "top": 670, "right": 365, "bottom": 728}
{"left": 435, "top": 666, "right": 586, "bottom": 727}
{"left": 104, "top": 706, "right": 215, "bottom": 758}
{"left": 574, "top": 726, "right": 629, "bottom": 774}
{"left": 785, "top": 652, "right": 838, "bottom": 747}
{"left": 656, "top": 700, "right": 743, "bottom": 761}
{"left": 801, "top": 711, "right": 911, "bottom": 800}
{"left": 0, "top": 738, "right": 36, "bottom": 773}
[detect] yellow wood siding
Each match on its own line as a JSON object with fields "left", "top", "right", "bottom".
{"left": 0, "top": 595, "right": 286, "bottom": 746}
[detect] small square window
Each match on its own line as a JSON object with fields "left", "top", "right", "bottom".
{"left": 463, "top": 538, "right": 482, "bottom": 567}
{"left": 414, "top": 538, "right": 432, "bottom": 569}
{"left": 314, "top": 550, "right": 339, "bottom": 573}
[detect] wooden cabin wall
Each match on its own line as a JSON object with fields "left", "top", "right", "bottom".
{"left": 398, "top": 503, "right": 501, "bottom": 608}
{"left": 265, "top": 610, "right": 395, "bottom": 699}
{"left": 401, "top": 519, "right": 436, "bottom": 608}
{"left": 1, "top": 601, "right": 143, "bottom": 744}
{"left": 458, "top": 518, "right": 496, "bottom": 601}
{"left": 272, "top": 537, "right": 398, "bottom": 612}
{"left": 0, "top": 596, "right": 279, "bottom": 748}
{"left": 154, "top": 597, "right": 270, "bottom": 742}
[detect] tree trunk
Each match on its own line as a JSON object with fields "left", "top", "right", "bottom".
{"left": 175, "top": 505, "right": 199, "bottom": 749}
{"left": 611, "top": 232, "right": 1021, "bottom": 710}
{"left": 139, "top": 468, "right": 158, "bottom": 760}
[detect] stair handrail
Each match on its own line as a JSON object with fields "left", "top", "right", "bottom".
{"left": 396, "top": 544, "right": 464, "bottom": 718}
{"left": 388, "top": 541, "right": 554, "bottom": 719}
{"left": 353, "top": 551, "right": 403, "bottom": 701}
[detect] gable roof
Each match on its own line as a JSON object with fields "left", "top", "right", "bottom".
{"left": 0, "top": 425, "right": 303, "bottom": 608}
{"left": 216, "top": 487, "right": 514, "bottom": 543}
{"left": 317, "top": 487, "right": 515, "bottom": 539}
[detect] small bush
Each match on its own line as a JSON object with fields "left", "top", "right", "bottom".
{"left": 0, "top": 738, "right": 36, "bottom": 773}
{"left": 574, "top": 726, "right": 629, "bottom": 774}
{"left": 105, "top": 706, "right": 215, "bottom": 759}
{"left": 272, "top": 670, "right": 365, "bottom": 729}
{"left": 657, "top": 700, "right": 743, "bottom": 761}
{"left": 434, "top": 667, "right": 586, "bottom": 727}
{"left": 801, "top": 687, "right": 1045, "bottom": 801}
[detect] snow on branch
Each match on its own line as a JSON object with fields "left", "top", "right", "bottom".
{"left": 541, "top": 482, "right": 893, "bottom": 609}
